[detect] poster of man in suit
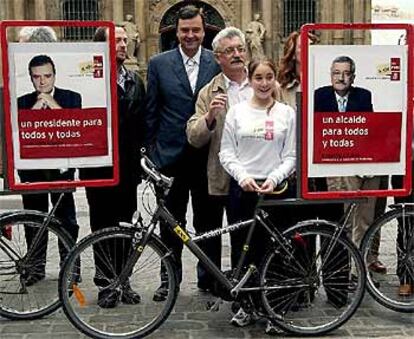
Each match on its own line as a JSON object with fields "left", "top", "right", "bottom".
{"left": 18, "top": 54, "right": 82, "bottom": 110}
{"left": 308, "top": 45, "right": 408, "bottom": 178}
{"left": 6, "top": 42, "right": 114, "bottom": 180}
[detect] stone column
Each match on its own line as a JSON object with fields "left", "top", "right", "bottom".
{"left": 135, "top": 0, "right": 146, "bottom": 69}
{"left": 34, "top": 0, "right": 47, "bottom": 19}
{"left": 353, "top": 0, "right": 365, "bottom": 45}
{"left": 241, "top": 0, "right": 252, "bottom": 31}
{"left": 0, "top": 0, "right": 7, "bottom": 20}
{"left": 13, "top": 0, "right": 25, "bottom": 20}
{"left": 102, "top": 0, "right": 112, "bottom": 20}
{"left": 333, "top": 0, "right": 345, "bottom": 44}
{"left": 113, "top": 0, "right": 123, "bottom": 24}
{"left": 260, "top": 0, "right": 272, "bottom": 58}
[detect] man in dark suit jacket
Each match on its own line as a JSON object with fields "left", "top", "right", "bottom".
{"left": 314, "top": 55, "right": 373, "bottom": 112}
{"left": 18, "top": 86, "right": 81, "bottom": 110}
{"left": 16, "top": 53, "right": 82, "bottom": 286}
{"left": 145, "top": 5, "right": 220, "bottom": 300}
{"left": 79, "top": 25, "right": 146, "bottom": 308}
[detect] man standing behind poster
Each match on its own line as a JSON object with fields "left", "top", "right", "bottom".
{"left": 16, "top": 32, "right": 81, "bottom": 286}
{"left": 314, "top": 55, "right": 386, "bottom": 274}
{"left": 18, "top": 54, "right": 82, "bottom": 110}
{"left": 80, "top": 25, "right": 145, "bottom": 308}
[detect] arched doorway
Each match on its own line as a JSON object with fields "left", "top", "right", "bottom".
{"left": 159, "top": 1, "right": 225, "bottom": 52}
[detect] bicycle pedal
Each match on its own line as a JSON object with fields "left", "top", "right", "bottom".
{"left": 206, "top": 298, "right": 222, "bottom": 312}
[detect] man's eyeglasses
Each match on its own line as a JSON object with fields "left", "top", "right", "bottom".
{"left": 216, "top": 46, "right": 246, "bottom": 56}
{"left": 331, "top": 71, "right": 353, "bottom": 78}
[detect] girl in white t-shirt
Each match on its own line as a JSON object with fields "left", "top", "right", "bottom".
{"left": 219, "top": 59, "right": 297, "bottom": 331}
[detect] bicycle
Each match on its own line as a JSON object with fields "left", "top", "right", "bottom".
{"left": 58, "top": 155, "right": 366, "bottom": 338}
{"left": 0, "top": 192, "right": 75, "bottom": 319}
{"left": 360, "top": 202, "right": 414, "bottom": 312}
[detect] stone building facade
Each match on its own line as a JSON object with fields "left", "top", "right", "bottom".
{"left": 0, "top": 0, "right": 372, "bottom": 78}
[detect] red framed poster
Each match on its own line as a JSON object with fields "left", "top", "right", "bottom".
{"left": 0, "top": 20, "right": 119, "bottom": 190}
{"left": 301, "top": 23, "right": 413, "bottom": 199}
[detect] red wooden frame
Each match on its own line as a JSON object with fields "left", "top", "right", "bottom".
{"left": 301, "top": 23, "right": 413, "bottom": 199}
{"left": 0, "top": 20, "right": 119, "bottom": 190}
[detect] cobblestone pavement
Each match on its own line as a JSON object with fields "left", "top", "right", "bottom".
{"left": 0, "top": 187, "right": 413, "bottom": 339}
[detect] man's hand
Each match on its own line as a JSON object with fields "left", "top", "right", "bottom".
{"left": 240, "top": 177, "right": 260, "bottom": 192}
{"left": 205, "top": 93, "right": 227, "bottom": 128}
{"left": 31, "top": 93, "right": 62, "bottom": 109}
{"left": 31, "top": 97, "right": 49, "bottom": 109}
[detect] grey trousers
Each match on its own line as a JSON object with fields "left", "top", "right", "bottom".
{"left": 327, "top": 176, "right": 381, "bottom": 264}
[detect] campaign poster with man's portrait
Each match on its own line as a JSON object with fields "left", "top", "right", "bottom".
{"left": 308, "top": 45, "right": 408, "bottom": 178}
{"left": 7, "top": 42, "right": 113, "bottom": 175}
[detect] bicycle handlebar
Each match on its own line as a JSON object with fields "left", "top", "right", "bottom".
{"left": 140, "top": 155, "right": 174, "bottom": 188}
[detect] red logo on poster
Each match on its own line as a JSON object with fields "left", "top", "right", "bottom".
{"left": 93, "top": 55, "right": 104, "bottom": 78}
{"left": 390, "top": 57, "right": 400, "bottom": 81}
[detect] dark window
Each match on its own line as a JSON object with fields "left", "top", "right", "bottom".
{"left": 283, "top": 0, "right": 316, "bottom": 36}
{"left": 61, "top": 0, "right": 100, "bottom": 40}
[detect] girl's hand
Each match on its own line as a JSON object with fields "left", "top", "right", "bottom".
{"left": 257, "top": 179, "right": 275, "bottom": 194}
{"left": 240, "top": 177, "right": 260, "bottom": 192}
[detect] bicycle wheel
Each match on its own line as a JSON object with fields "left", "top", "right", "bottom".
{"left": 260, "top": 222, "right": 366, "bottom": 335}
{"left": 0, "top": 212, "right": 73, "bottom": 319}
{"left": 360, "top": 207, "right": 414, "bottom": 312}
{"left": 59, "top": 227, "right": 179, "bottom": 339}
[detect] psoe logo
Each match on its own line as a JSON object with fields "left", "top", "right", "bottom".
{"left": 376, "top": 63, "right": 390, "bottom": 76}
{"left": 78, "top": 61, "right": 93, "bottom": 75}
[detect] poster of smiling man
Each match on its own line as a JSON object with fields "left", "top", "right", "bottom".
{"left": 1, "top": 30, "right": 118, "bottom": 190}
{"left": 308, "top": 44, "right": 409, "bottom": 179}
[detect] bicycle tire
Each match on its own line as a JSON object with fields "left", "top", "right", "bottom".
{"left": 0, "top": 211, "right": 73, "bottom": 320}
{"left": 260, "top": 221, "right": 366, "bottom": 336}
{"left": 59, "top": 227, "right": 179, "bottom": 339}
{"left": 360, "top": 207, "right": 414, "bottom": 312}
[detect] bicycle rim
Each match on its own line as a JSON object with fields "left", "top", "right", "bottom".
{"left": 361, "top": 208, "right": 414, "bottom": 312}
{"left": 59, "top": 228, "right": 178, "bottom": 339}
{"left": 0, "top": 213, "right": 72, "bottom": 319}
{"left": 260, "top": 224, "right": 365, "bottom": 335}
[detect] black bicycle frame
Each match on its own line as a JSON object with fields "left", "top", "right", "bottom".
{"left": 118, "top": 196, "right": 297, "bottom": 296}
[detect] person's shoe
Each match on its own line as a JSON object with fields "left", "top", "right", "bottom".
{"left": 24, "top": 272, "right": 45, "bottom": 287}
{"left": 97, "top": 288, "right": 121, "bottom": 308}
{"left": 398, "top": 283, "right": 413, "bottom": 296}
{"left": 230, "top": 308, "right": 256, "bottom": 327}
{"left": 265, "top": 320, "right": 284, "bottom": 335}
{"left": 368, "top": 260, "right": 387, "bottom": 274}
{"left": 326, "top": 296, "right": 347, "bottom": 309}
{"left": 348, "top": 274, "right": 358, "bottom": 292}
{"left": 197, "top": 282, "right": 211, "bottom": 293}
{"left": 122, "top": 284, "right": 141, "bottom": 304}
{"left": 373, "top": 279, "right": 380, "bottom": 288}
{"left": 153, "top": 283, "right": 168, "bottom": 302}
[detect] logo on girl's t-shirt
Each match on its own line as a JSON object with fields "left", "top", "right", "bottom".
{"left": 265, "top": 120, "right": 274, "bottom": 140}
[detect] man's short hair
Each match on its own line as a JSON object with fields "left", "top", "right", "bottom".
{"left": 19, "top": 26, "right": 57, "bottom": 43}
{"left": 175, "top": 5, "right": 205, "bottom": 30}
{"left": 18, "top": 26, "right": 36, "bottom": 42}
{"left": 93, "top": 25, "right": 126, "bottom": 42}
{"left": 28, "top": 55, "right": 56, "bottom": 76}
{"left": 29, "top": 27, "right": 57, "bottom": 42}
{"left": 212, "top": 27, "right": 246, "bottom": 52}
{"left": 93, "top": 26, "right": 108, "bottom": 41}
{"left": 331, "top": 55, "right": 356, "bottom": 74}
